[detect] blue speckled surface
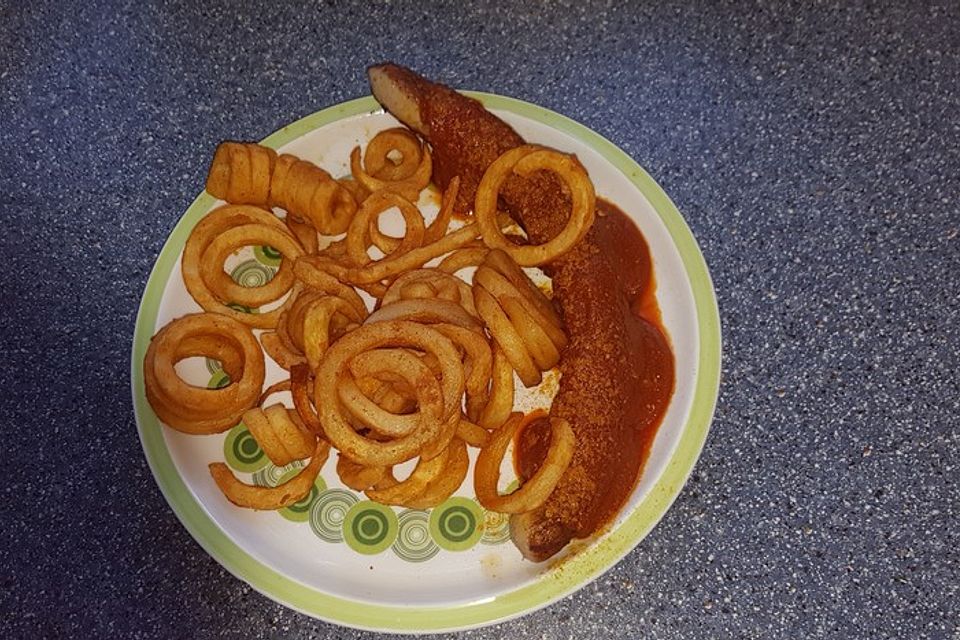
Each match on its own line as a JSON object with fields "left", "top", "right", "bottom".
{"left": 2, "top": 0, "right": 958, "bottom": 637}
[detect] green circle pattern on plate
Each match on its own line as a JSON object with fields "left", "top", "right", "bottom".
{"left": 252, "top": 461, "right": 305, "bottom": 488}
{"left": 343, "top": 501, "right": 398, "bottom": 555}
{"left": 223, "top": 424, "right": 267, "bottom": 474}
{"left": 254, "top": 245, "right": 282, "bottom": 266}
{"left": 310, "top": 489, "right": 359, "bottom": 543}
{"left": 131, "top": 93, "right": 722, "bottom": 633}
{"left": 392, "top": 510, "right": 440, "bottom": 562}
{"left": 207, "top": 371, "right": 231, "bottom": 389}
{"left": 206, "top": 357, "right": 223, "bottom": 375}
{"left": 230, "top": 259, "right": 275, "bottom": 288}
{"left": 429, "top": 497, "right": 484, "bottom": 552}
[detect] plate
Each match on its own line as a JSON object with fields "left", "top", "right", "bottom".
{"left": 130, "top": 93, "right": 721, "bottom": 633}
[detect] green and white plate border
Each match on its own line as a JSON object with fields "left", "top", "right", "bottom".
{"left": 130, "top": 93, "right": 721, "bottom": 633}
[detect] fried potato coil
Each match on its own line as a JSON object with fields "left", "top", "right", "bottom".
{"left": 365, "top": 444, "right": 450, "bottom": 506}
{"left": 285, "top": 214, "right": 319, "bottom": 255}
{"left": 364, "top": 128, "right": 423, "bottom": 180}
{"left": 200, "top": 223, "right": 304, "bottom": 308}
{"left": 436, "top": 243, "right": 489, "bottom": 274}
{"left": 381, "top": 268, "right": 477, "bottom": 318}
{"left": 271, "top": 153, "right": 358, "bottom": 235}
{"left": 290, "top": 364, "right": 324, "bottom": 435}
{"left": 302, "top": 296, "right": 363, "bottom": 370}
{"left": 344, "top": 223, "right": 480, "bottom": 285}
{"left": 354, "top": 373, "right": 418, "bottom": 416}
{"left": 350, "top": 128, "right": 432, "bottom": 201}
{"left": 337, "top": 348, "right": 431, "bottom": 438}
{"left": 365, "top": 298, "right": 481, "bottom": 331}
{"left": 423, "top": 176, "right": 460, "bottom": 244}
{"left": 336, "top": 454, "right": 389, "bottom": 492}
{"left": 433, "top": 324, "right": 493, "bottom": 420}
{"left": 243, "top": 404, "right": 317, "bottom": 466}
{"left": 277, "top": 290, "right": 326, "bottom": 354}
{"left": 345, "top": 191, "right": 426, "bottom": 266}
{"left": 206, "top": 142, "right": 277, "bottom": 206}
{"left": 402, "top": 438, "right": 469, "bottom": 508}
{"left": 475, "top": 345, "right": 515, "bottom": 429}
{"left": 274, "top": 287, "right": 366, "bottom": 369}
{"left": 475, "top": 145, "right": 596, "bottom": 266}
{"left": 292, "top": 257, "right": 368, "bottom": 318}
{"left": 364, "top": 438, "right": 469, "bottom": 509}
{"left": 455, "top": 418, "right": 489, "bottom": 448}
{"left": 337, "top": 177, "right": 372, "bottom": 206}
{"left": 313, "top": 320, "right": 465, "bottom": 467}
{"left": 474, "top": 413, "right": 575, "bottom": 514}
{"left": 209, "top": 440, "right": 330, "bottom": 510}
{"left": 144, "top": 312, "right": 265, "bottom": 434}
{"left": 182, "top": 205, "right": 302, "bottom": 329}
{"left": 260, "top": 330, "right": 306, "bottom": 370}
{"left": 257, "top": 378, "right": 291, "bottom": 407}
{"left": 473, "top": 249, "right": 566, "bottom": 387}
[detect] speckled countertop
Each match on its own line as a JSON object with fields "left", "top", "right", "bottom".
{"left": 2, "top": 1, "right": 957, "bottom": 638}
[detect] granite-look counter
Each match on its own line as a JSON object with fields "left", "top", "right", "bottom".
{"left": 1, "top": 1, "right": 956, "bottom": 637}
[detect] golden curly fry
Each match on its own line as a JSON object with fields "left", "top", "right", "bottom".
{"left": 271, "top": 153, "right": 358, "bottom": 235}
{"left": 313, "top": 320, "right": 465, "bottom": 467}
{"left": 209, "top": 441, "right": 330, "bottom": 510}
{"left": 475, "top": 145, "right": 595, "bottom": 266}
{"left": 144, "top": 313, "right": 265, "bottom": 434}
{"left": 243, "top": 404, "right": 316, "bottom": 467}
{"left": 350, "top": 128, "right": 432, "bottom": 201}
{"left": 473, "top": 249, "right": 566, "bottom": 387}
{"left": 474, "top": 413, "right": 575, "bottom": 514}
{"left": 181, "top": 205, "right": 302, "bottom": 329}
{"left": 206, "top": 142, "right": 277, "bottom": 206}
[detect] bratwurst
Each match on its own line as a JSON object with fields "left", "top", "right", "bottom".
{"left": 369, "top": 64, "right": 675, "bottom": 561}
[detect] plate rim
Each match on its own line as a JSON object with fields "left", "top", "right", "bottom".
{"left": 129, "top": 92, "right": 722, "bottom": 633}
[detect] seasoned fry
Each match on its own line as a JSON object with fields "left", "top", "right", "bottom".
{"left": 243, "top": 404, "right": 316, "bottom": 466}
{"left": 182, "top": 205, "right": 302, "bottom": 329}
{"left": 337, "top": 349, "right": 430, "bottom": 437}
{"left": 474, "top": 146, "right": 596, "bottom": 266}
{"left": 209, "top": 441, "right": 330, "bottom": 510}
{"left": 336, "top": 454, "right": 388, "bottom": 492}
{"left": 474, "top": 413, "right": 575, "bottom": 513}
{"left": 206, "top": 142, "right": 277, "bottom": 206}
{"left": 350, "top": 128, "right": 432, "bottom": 201}
{"left": 290, "top": 364, "right": 324, "bottom": 435}
{"left": 475, "top": 345, "right": 514, "bottom": 429}
{"left": 455, "top": 419, "right": 489, "bottom": 448}
{"left": 144, "top": 312, "right": 264, "bottom": 434}
{"left": 366, "top": 446, "right": 450, "bottom": 506}
{"left": 345, "top": 191, "right": 425, "bottom": 265}
{"left": 365, "top": 298, "right": 481, "bottom": 331}
{"left": 403, "top": 438, "right": 469, "bottom": 509}
{"left": 473, "top": 249, "right": 565, "bottom": 387}
{"left": 271, "top": 154, "right": 358, "bottom": 234}
{"left": 260, "top": 330, "right": 307, "bottom": 370}
{"left": 200, "top": 223, "right": 304, "bottom": 308}
{"left": 313, "top": 321, "right": 465, "bottom": 466}
{"left": 381, "top": 268, "right": 477, "bottom": 317}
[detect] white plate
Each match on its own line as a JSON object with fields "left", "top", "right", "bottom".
{"left": 131, "top": 93, "right": 721, "bottom": 633}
